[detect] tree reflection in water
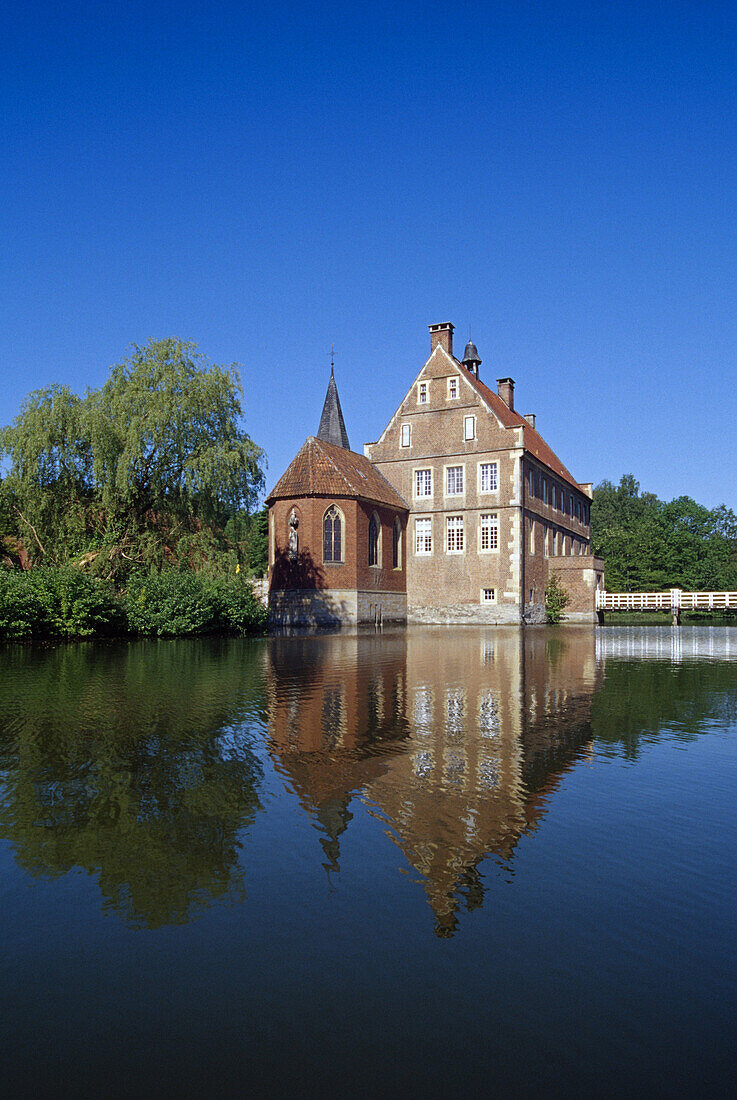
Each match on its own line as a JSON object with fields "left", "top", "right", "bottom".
{"left": 0, "top": 638, "right": 265, "bottom": 927}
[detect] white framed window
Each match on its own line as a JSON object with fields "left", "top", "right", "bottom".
{"left": 446, "top": 465, "right": 464, "bottom": 495}
{"left": 529, "top": 517, "right": 535, "bottom": 554}
{"left": 414, "top": 468, "right": 432, "bottom": 498}
{"left": 400, "top": 423, "right": 411, "bottom": 447}
{"left": 448, "top": 377, "right": 458, "bottom": 400}
{"left": 415, "top": 516, "right": 432, "bottom": 555}
{"left": 481, "top": 588, "right": 496, "bottom": 603}
{"left": 446, "top": 515, "right": 464, "bottom": 553}
{"left": 463, "top": 415, "right": 476, "bottom": 441}
{"left": 479, "top": 513, "right": 499, "bottom": 552}
{"left": 418, "top": 382, "right": 428, "bottom": 404}
{"left": 478, "top": 461, "right": 498, "bottom": 493}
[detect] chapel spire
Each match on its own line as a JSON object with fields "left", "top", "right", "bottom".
{"left": 317, "top": 360, "right": 350, "bottom": 450}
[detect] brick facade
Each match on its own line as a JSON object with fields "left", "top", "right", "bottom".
{"left": 365, "top": 326, "right": 604, "bottom": 623}
{"left": 267, "top": 321, "right": 604, "bottom": 627}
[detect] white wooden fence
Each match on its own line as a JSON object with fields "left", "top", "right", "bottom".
{"left": 596, "top": 589, "right": 737, "bottom": 612}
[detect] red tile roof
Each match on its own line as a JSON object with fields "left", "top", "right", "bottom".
{"left": 460, "top": 368, "right": 583, "bottom": 491}
{"left": 267, "top": 436, "right": 409, "bottom": 510}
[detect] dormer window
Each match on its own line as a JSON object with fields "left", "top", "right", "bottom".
{"left": 418, "top": 382, "right": 428, "bottom": 404}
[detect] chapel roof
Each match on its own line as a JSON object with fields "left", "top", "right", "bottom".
{"left": 266, "top": 436, "right": 409, "bottom": 510}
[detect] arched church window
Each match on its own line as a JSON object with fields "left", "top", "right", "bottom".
{"left": 392, "top": 516, "right": 401, "bottom": 569}
{"left": 323, "top": 506, "right": 343, "bottom": 562}
{"left": 368, "top": 513, "right": 380, "bottom": 566}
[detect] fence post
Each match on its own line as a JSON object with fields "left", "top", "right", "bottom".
{"left": 670, "top": 588, "right": 681, "bottom": 627}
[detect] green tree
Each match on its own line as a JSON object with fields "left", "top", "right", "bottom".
{"left": 0, "top": 339, "right": 266, "bottom": 578}
{"left": 545, "top": 571, "right": 570, "bottom": 623}
{"left": 591, "top": 475, "right": 737, "bottom": 592}
{"left": 85, "top": 338, "right": 265, "bottom": 575}
{"left": 0, "top": 385, "right": 92, "bottom": 564}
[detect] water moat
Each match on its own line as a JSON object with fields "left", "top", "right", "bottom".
{"left": 1, "top": 626, "right": 735, "bottom": 1094}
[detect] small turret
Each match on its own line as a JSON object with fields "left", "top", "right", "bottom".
{"left": 461, "top": 339, "right": 481, "bottom": 378}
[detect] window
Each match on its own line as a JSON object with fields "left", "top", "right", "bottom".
{"left": 400, "top": 423, "right": 411, "bottom": 447}
{"left": 448, "top": 377, "right": 458, "bottom": 399}
{"left": 323, "top": 506, "right": 342, "bottom": 562}
{"left": 479, "top": 462, "right": 498, "bottom": 493}
{"left": 392, "top": 517, "right": 401, "bottom": 569}
{"left": 415, "top": 517, "right": 432, "bottom": 555}
{"left": 464, "top": 415, "right": 476, "bottom": 441}
{"left": 368, "top": 513, "right": 380, "bottom": 566}
{"left": 481, "top": 588, "right": 496, "bottom": 603}
{"left": 415, "top": 468, "right": 432, "bottom": 497}
{"left": 529, "top": 517, "right": 535, "bottom": 554}
{"left": 446, "top": 515, "right": 464, "bottom": 553}
{"left": 446, "top": 465, "right": 464, "bottom": 495}
{"left": 418, "top": 382, "right": 428, "bottom": 404}
{"left": 479, "top": 513, "right": 499, "bottom": 552}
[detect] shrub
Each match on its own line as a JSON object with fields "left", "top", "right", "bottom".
{"left": 545, "top": 572, "right": 570, "bottom": 624}
{"left": 0, "top": 567, "right": 123, "bottom": 639}
{"left": 124, "top": 571, "right": 267, "bottom": 636}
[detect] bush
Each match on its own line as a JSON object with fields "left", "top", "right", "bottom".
{"left": 545, "top": 572, "right": 570, "bottom": 624}
{"left": 0, "top": 567, "right": 123, "bottom": 639}
{"left": 124, "top": 571, "right": 267, "bottom": 637}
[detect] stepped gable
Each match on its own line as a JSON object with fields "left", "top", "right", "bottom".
{"left": 458, "top": 365, "right": 582, "bottom": 491}
{"left": 267, "top": 436, "right": 409, "bottom": 511}
{"left": 317, "top": 367, "right": 350, "bottom": 450}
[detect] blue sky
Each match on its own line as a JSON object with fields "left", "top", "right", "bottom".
{"left": 3, "top": 1, "right": 736, "bottom": 507}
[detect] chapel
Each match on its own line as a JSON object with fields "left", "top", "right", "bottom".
{"left": 267, "top": 321, "right": 604, "bottom": 625}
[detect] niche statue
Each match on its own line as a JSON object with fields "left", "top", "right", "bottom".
{"left": 288, "top": 512, "right": 299, "bottom": 561}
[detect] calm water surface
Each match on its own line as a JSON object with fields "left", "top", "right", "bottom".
{"left": 1, "top": 626, "right": 735, "bottom": 1096}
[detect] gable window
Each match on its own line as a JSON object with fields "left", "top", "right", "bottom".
{"left": 392, "top": 517, "right": 402, "bottom": 569}
{"left": 323, "top": 506, "right": 343, "bottom": 563}
{"left": 448, "top": 377, "right": 458, "bottom": 399}
{"left": 479, "top": 513, "right": 499, "bottom": 552}
{"left": 400, "top": 423, "right": 411, "bottom": 447}
{"left": 368, "top": 513, "right": 380, "bottom": 566}
{"left": 415, "top": 517, "right": 432, "bottom": 555}
{"left": 446, "top": 465, "right": 464, "bottom": 495}
{"left": 446, "top": 515, "right": 464, "bottom": 553}
{"left": 415, "top": 468, "right": 432, "bottom": 497}
{"left": 479, "top": 462, "right": 498, "bottom": 493}
{"left": 418, "top": 382, "right": 428, "bottom": 404}
{"left": 463, "top": 415, "right": 476, "bottom": 441}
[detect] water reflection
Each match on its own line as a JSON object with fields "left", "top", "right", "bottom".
{"left": 1, "top": 628, "right": 736, "bottom": 936}
{"left": 0, "top": 639, "right": 265, "bottom": 927}
{"left": 267, "top": 629, "right": 600, "bottom": 935}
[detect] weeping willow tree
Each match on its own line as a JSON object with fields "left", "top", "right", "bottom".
{"left": 1, "top": 339, "right": 266, "bottom": 579}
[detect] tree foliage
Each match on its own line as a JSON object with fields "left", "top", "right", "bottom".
{"left": 591, "top": 475, "right": 737, "bottom": 592}
{"left": 545, "top": 571, "right": 570, "bottom": 623}
{"left": 0, "top": 339, "right": 265, "bottom": 578}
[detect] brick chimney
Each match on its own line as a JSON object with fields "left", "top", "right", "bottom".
{"left": 497, "top": 377, "right": 515, "bottom": 410}
{"left": 429, "top": 322, "right": 454, "bottom": 356}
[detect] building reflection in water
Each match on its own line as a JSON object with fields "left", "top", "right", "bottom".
{"left": 266, "top": 627, "right": 600, "bottom": 936}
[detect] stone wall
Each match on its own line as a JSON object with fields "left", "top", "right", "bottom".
{"left": 269, "top": 588, "right": 407, "bottom": 626}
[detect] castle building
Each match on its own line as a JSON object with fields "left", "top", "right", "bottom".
{"left": 267, "top": 321, "right": 604, "bottom": 625}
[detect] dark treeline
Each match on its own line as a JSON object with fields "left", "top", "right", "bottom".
{"left": 0, "top": 339, "right": 269, "bottom": 637}
{"left": 591, "top": 475, "right": 737, "bottom": 592}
